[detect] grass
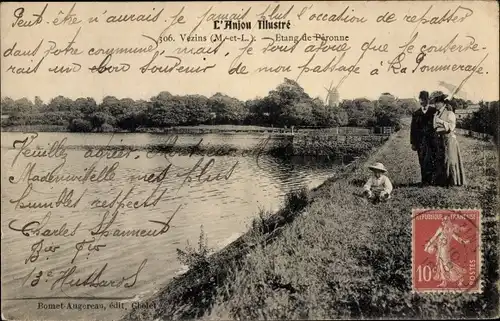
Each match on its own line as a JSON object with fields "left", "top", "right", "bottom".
{"left": 123, "top": 123, "right": 498, "bottom": 320}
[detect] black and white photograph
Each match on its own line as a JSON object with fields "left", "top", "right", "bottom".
{"left": 1, "top": 1, "right": 498, "bottom": 320}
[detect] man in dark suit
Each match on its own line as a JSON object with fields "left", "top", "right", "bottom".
{"left": 410, "top": 91, "right": 437, "bottom": 186}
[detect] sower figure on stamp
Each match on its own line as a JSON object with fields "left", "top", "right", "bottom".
{"left": 410, "top": 90, "right": 437, "bottom": 186}
{"left": 424, "top": 216, "right": 470, "bottom": 287}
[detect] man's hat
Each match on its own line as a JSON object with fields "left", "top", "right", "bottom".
{"left": 368, "top": 162, "right": 387, "bottom": 173}
{"left": 419, "top": 91, "right": 429, "bottom": 101}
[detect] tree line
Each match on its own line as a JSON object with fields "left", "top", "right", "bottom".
{"left": 458, "top": 101, "right": 499, "bottom": 144}
{"left": 1, "top": 78, "right": 419, "bottom": 132}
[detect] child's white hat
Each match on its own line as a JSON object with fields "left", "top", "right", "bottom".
{"left": 368, "top": 162, "right": 387, "bottom": 173}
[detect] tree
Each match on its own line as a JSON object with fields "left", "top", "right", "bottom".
{"left": 2, "top": 97, "right": 35, "bottom": 115}
{"left": 463, "top": 101, "right": 499, "bottom": 143}
{"left": 182, "top": 95, "right": 211, "bottom": 125}
{"left": 374, "top": 102, "right": 403, "bottom": 130}
{"left": 450, "top": 97, "right": 467, "bottom": 109}
{"left": 333, "top": 108, "right": 349, "bottom": 126}
{"left": 313, "top": 97, "right": 349, "bottom": 127}
{"left": 117, "top": 112, "right": 146, "bottom": 131}
{"left": 1, "top": 97, "right": 15, "bottom": 114}
{"left": 74, "top": 97, "right": 98, "bottom": 115}
{"left": 34, "top": 96, "right": 45, "bottom": 111}
{"left": 397, "top": 98, "right": 419, "bottom": 115}
{"left": 289, "top": 101, "right": 315, "bottom": 126}
{"left": 119, "top": 98, "right": 136, "bottom": 114}
{"left": 148, "top": 92, "right": 187, "bottom": 127}
{"left": 100, "top": 96, "right": 122, "bottom": 117}
{"left": 312, "top": 98, "right": 335, "bottom": 126}
{"left": 263, "top": 78, "right": 315, "bottom": 126}
{"left": 209, "top": 93, "right": 247, "bottom": 124}
{"left": 341, "top": 98, "right": 375, "bottom": 127}
{"left": 375, "top": 94, "right": 404, "bottom": 129}
{"left": 244, "top": 98, "right": 266, "bottom": 125}
{"left": 46, "top": 96, "right": 73, "bottom": 112}
{"left": 88, "top": 112, "right": 115, "bottom": 130}
{"left": 116, "top": 99, "right": 150, "bottom": 131}
{"left": 132, "top": 99, "right": 150, "bottom": 113}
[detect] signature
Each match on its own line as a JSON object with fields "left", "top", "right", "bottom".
{"left": 9, "top": 211, "right": 81, "bottom": 237}
{"left": 89, "top": 204, "right": 182, "bottom": 237}
{"left": 50, "top": 259, "right": 147, "bottom": 291}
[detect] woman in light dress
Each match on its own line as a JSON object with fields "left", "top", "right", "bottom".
{"left": 424, "top": 216, "right": 470, "bottom": 287}
{"left": 431, "top": 92, "right": 466, "bottom": 187}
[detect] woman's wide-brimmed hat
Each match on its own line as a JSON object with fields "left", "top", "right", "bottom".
{"left": 430, "top": 91, "right": 448, "bottom": 103}
{"left": 368, "top": 162, "right": 387, "bottom": 173}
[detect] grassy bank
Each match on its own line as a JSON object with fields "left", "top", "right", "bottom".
{"left": 123, "top": 124, "right": 498, "bottom": 320}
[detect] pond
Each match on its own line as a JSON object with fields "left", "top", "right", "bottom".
{"left": 1, "top": 131, "right": 347, "bottom": 320}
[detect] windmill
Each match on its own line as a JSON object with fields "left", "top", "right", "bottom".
{"left": 324, "top": 81, "right": 339, "bottom": 107}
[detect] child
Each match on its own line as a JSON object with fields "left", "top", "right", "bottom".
{"left": 363, "top": 162, "right": 393, "bottom": 202}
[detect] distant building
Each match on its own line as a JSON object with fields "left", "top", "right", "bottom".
{"left": 1, "top": 114, "right": 10, "bottom": 120}
{"left": 455, "top": 104, "right": 481, "bottom": 119}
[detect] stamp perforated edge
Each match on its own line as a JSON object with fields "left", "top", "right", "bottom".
{"left": 411, "top": 208, "right": 483, "bottom": 294}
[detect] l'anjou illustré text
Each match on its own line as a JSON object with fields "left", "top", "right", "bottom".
{"left": 213, "top": 19, "right": 291, "bottom": 30}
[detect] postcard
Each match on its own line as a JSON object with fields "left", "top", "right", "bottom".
{"left": 1, "top": 1, "right": 498, "bottom": 320}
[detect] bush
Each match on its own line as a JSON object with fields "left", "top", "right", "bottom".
{"left": 100, "top": 123, "right": 115, "bottom": 132}
{"left": 459, "top": 101, "right": 499, "bottom": 144}
{"left": 68, "top": 118, "right": 92, "bottom": 132}
{"left": 88, "top": 112, "right": 117, "bottom": 128}
{"left": 176, "top": 225, "right": 213, "bottom": 272}
{"left": 117, "top": 112, "right": 146, "bottom": 131}
{"left": 282, "top": 187, "right": 310, "bottom": 218}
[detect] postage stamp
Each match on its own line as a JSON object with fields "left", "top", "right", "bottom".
{"left": 1, "top": 0, "right": 498, "bottom": 319}
{"left": 412, "top": 209, "right": 482, "bottom": 293}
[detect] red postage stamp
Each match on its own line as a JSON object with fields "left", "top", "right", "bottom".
{"left": 412, "top": 209, "right": 482, "bottom": 293}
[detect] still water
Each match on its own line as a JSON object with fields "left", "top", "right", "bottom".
{"left": 1, "top": 132, "right": 341, "bottom": 320}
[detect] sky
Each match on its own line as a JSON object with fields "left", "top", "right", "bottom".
{"left": 1, "top": 1, "right": 498, "bottom": 104}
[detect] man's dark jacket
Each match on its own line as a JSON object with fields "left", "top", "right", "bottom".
{"left": 411, "top": 107, "right": 437, "bottom": 147}
{"left": 411, "top": 106, "right": 437, "bottom": 184}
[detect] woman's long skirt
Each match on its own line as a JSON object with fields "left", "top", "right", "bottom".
{"left": 444, "top": 134, "right": 466, "bottom": 186}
